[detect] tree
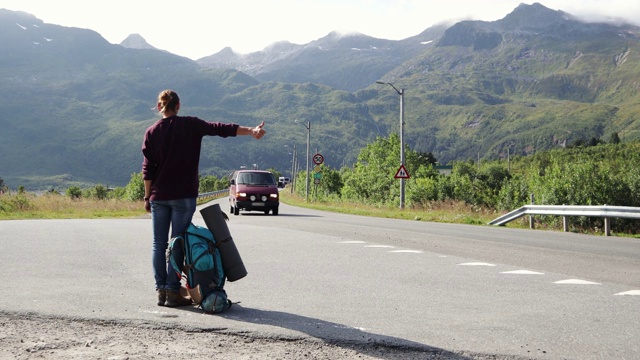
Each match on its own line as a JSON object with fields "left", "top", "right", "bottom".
{"left": 124, "top": 172, "right": 145, "bottom": 201}
{"left": 415, "top": 151, "right": 437, "bottom": 168}
{"left": 66, "top": 186, "right": 82, "bottom": 199}
{"left": 341, "top": 134, "right": 401, "bottom": 204}
{"left": 266, "top": 168, "right": 281, "bottom": 180}
{"left": 609, "top": 132, "right": 621, "bottom": 145}
{"left": 199, "top": 175, "right": 218, "bottom": 193}
{"left": 587, "top": 137, "right": 602, "bottom": 147}
{"left": 312, "top": 165, "right": 343, "bottom": 197}
{"left": 94, "top": 184, "right": 108, "bottom": 200}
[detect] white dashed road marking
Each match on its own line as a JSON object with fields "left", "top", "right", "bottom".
{"left": 458, "top": 262, "right": 496, "bottom": 266}
{"left": 554, "top": 279, "right": 601, "bottom": 285}
{"left": 501, "top": 270, "right": 545, "bottom": 275}
{"left": 339, "top": 241, "right": 636, "bottom": 297}
{"left": 614, "top": 290, "right": 640, "bottom": 296}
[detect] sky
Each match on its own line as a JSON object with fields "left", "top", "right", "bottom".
{"left": 2, "top": 0, "right": 640, "bottom": 60}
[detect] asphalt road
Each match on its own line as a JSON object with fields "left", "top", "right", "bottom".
{"left": 1, "top": 198, "right": 639, "bottom": 359}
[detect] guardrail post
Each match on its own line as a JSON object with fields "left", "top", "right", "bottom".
{"left": 603, "top": 204, "right": 611, "bottom": 236}
{"left": 529, "top": 193, "right": 535, "bottom": 229}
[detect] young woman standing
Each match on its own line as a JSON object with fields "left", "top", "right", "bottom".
{"left": 141, "top": 89, "right": 265, "bottom": 307}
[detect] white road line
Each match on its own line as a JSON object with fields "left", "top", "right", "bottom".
{"left": 458, "top": 262, "right": 496, "bottom": 266}
{"left": 339, "top": 243, "right": 632, "bottom": 298}
{"left": 554, "top": 279, "right": 601, "bottom": 285}
{"left": 501, "top": 270, "right": 545, "bottom": 275}
{"left": 614, "top": 290, "right": 640, "bottom": 296}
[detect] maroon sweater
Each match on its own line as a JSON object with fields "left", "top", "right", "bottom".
{"left": 142, "top": 116, "right": 239, "bottom": 201}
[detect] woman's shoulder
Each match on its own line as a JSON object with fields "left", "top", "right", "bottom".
{"left": 178, "top": 115, "right": 206, "bottom": 123}
{"left": 145, "top": 118, "right": 166, "bottom": 133}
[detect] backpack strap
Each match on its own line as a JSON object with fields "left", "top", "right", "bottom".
{"left": 168, "top": 233, "right": 186, "bottom": 272}
{"left": 211, "top": 236, "right": 233, "bottom": 249}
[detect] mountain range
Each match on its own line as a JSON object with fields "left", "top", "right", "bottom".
{"left": 1, "top": 3, "right": 640, "bottom": 190}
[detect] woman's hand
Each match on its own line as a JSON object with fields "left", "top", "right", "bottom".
{"left": 251, "top": 121, "right": 266, "bottom": 139}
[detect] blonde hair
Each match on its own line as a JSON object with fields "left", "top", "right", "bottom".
{"left": 157, "top": 89, "right": 180, "bottom": 114}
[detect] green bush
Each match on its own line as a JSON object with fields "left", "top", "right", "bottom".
{"left": 124, "top": 172, "right": 145, "bottom": 201}
{"left": 497, "top": 176, "right": 530, "bottom": 211}
{"left": 407, "top": 176, "right": 439, "bottom": 204}
{"left": 109, "top": 187, "right": 127, "bottom": 199}
{"left": 66, "top": 186, "right": 82, "bottom": 199}
{"left": 0, "top": 193, "right": 33, "bottom": 213}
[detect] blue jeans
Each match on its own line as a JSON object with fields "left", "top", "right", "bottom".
{"left": 150, "top": 197, "right": 196, "bottom": 291}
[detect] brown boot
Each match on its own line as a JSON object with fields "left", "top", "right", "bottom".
{"left": 157, "top": 289, "right": 166, "bottom": 306}
{"left": 165, "top": 289, "right": 193, "bottom": 307}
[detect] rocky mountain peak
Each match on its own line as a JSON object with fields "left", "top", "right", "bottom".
{"left": 498, "top": 2, "right": 573, "bottom": 30}
{"left": 119, "top": 33, "right": 156, "bottom": 50}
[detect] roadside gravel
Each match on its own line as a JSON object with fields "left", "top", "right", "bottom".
{"left": 0, "top": 312, "right": 524, "bottom": 360}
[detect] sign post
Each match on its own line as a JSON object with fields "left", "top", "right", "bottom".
{"left": 312, "top": 154, "right": 324, "bottom": 197}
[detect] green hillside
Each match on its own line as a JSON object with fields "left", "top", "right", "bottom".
{"left": 2, "top": 3, "right": 640, "bottom": 191}
{"left": 377, "top": 4, "right": 640, "bottom": 163}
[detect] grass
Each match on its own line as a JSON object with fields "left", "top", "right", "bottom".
{"left": 278, "top": 188, "right": 506, "bottom": 227}
{"left": 2, "top": 190, "right": 620, "bottom": 237}
{"left": 0, "top": 192, "right": 146, "bottom": 220}
{"left": 0, "top": 189, "right": 505, "bottom": 226}
{"left": 0, "top": 192, "right": 227, "bottom": 220}
{"left": 279, "top": 190, "right": 640, "bottom": 236}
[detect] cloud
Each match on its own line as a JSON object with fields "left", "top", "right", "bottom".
{"left": 3, "top": 0, "right": 640, "bottom": 60}
{"left": 541, "top": 0, "right": 640, "bottom": 26}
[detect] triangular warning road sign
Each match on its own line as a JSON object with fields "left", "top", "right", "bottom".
{"left": 394, "top": 164, "right": 410, "bottom": 179}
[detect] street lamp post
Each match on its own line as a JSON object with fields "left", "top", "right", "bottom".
{"left": 296, "top": 120, "right": 311, "bottom": 201}
{"left": 376, "top": 81, "right": 405, "bottom": 209}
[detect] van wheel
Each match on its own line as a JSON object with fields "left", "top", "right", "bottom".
{"left": 272, "top": 207, "right": 279, "bottom": 216}
{"left": 233, "top": 206, "right": 239, "bottom": 215}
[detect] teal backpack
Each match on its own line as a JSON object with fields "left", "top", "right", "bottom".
{"left": 169, "top": 223, "right": 232, "bottom": 314}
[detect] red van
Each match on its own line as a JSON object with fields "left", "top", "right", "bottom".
{"left": 228, "top": 170, "right": 279, "bottom": 215}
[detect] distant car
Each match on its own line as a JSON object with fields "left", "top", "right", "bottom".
{"left": 278, "top": 176, "right": 291, "bottom": 187}
{"left": 229, "top": 170, "right": 279, "bottom": 215}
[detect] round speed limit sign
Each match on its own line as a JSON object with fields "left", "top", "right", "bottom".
{"left": 313, "top": 153, "right": 324, "bottom": 165}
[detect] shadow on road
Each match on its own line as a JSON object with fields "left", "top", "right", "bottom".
{"left": 221, "top": 305, "right": 474, "bottom": 359}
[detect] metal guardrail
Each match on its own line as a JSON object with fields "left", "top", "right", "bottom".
{"left": 489, "top": 204, "right": 640, "bottom": 236}
{"left": 198, "top": 189, "right": 229, "bottom": 199}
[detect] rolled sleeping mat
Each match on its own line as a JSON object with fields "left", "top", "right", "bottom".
{"left": 200, "top": 203, "right": 247, "bottom": 282}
